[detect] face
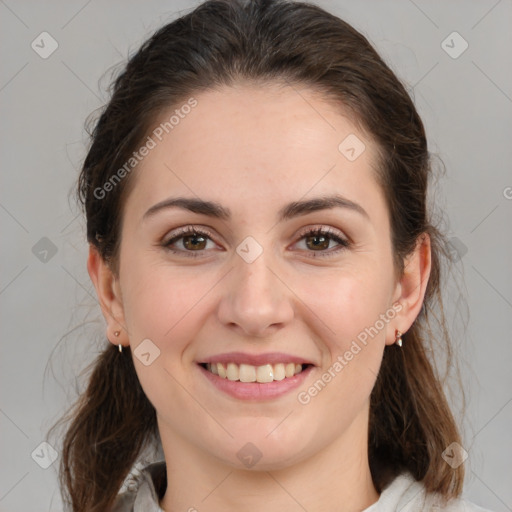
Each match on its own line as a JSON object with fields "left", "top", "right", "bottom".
{"left": 102, "top": 83, "right": 413, "bottom": 471}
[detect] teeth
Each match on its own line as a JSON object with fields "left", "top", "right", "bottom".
{"left": 226, "top": 363, "right": 239, "bottom": 381}
{"left": 206, "top": 362, "right": 304, "bottom": 382}
{"left": 239, "top": 364, "right": 256, "bottom": 382}
{"left": 217, "top": 363, "right": 227, "bottom": 379}
{"left": 256, "top": 364, "right": 274, "bottom": 383}
{"left": 273, "top": 363, "right": 286, "bottom": 381}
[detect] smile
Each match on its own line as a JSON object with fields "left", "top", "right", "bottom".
{"left": 202, "top": 362, "right": 309, "bottom": 383}
{"left": 198, "top": 353, "right": 315, "bottom": 400}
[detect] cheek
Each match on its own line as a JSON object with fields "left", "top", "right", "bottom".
{"left": 118, "top": 251, "right": 199, "bottom": 349}
{"left": 119, "top": 258, "right": 211, "bottom": 411}
{"left": 119, "top": 254, "right": 230, "bottom": 375}
{"left": 300, "top": 263, "right": 393, "bottom": 351}
{"left": 292, "top": 269, "right": 392, "bottom": 425}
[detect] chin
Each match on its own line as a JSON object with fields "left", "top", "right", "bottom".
{"left": 207, "top": 428, "right": 313, "bottom": 471}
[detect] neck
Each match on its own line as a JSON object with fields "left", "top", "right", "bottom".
{"left": 158, "top": 411, "right": 379, "bottom": 512}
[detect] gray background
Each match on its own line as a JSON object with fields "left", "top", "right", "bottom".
{"left": 1, "top": 1, "right": 511, "bottom": 511}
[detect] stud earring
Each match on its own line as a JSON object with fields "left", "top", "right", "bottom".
{"left": 118, "top": 344, "right": 123, "bottom": 353}
{"left": 395, "top": 330, "right": 403, "bottom": 347}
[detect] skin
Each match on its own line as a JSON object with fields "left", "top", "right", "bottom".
{"left": 88, "top": 82, "right": 431, "bottom": 512}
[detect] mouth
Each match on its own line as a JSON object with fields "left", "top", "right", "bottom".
{"left": 197, "top": 354, "right": 315, "bottom": 401}
{"left": 199, "top": 361, "right": 313, "bottom": 383}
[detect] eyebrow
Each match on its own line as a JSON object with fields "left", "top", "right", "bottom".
{"left": 143, "top": 194, "right": 370, "bottom": 222}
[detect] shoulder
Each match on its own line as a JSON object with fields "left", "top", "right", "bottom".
{"left": 111, "top": 461, "right": 166, "bottom": 512}
{"left": 366, "top": 472, "right": 494, "bottom": 512}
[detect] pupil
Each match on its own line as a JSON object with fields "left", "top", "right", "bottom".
{"left": 309, "top": 235, "right": 328, "bottom": 250}
{"left": 185, "top": 234, "right": 205, "bottom": 250}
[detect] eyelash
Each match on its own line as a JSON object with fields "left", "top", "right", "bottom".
{"left": 162, "top": 225, "right": 351, "bottom": 259}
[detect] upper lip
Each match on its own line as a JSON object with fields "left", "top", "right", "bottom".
{"left": 198, "top": 352, "right": 315, "bottom": 367}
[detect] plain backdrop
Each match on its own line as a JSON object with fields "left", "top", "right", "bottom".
{"left": 0, "top": 1, "right": 511, "bottom": 511}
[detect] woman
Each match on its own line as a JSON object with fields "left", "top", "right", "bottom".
{"left": 53, "top": 0, "right": 492, "bottom": 510}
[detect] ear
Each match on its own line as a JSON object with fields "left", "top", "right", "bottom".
{"left": 87, "top": 245, "right": 128, "bottom": 348}
{"left": 387, "top": 233, "right": 432, "bottom": 346}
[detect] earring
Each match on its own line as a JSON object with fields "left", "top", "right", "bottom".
{"left": 113, "top": 330, "right": 122, "bottom": 352}
{"left": 395, "top": 330, "right": 403, "bottom": 347}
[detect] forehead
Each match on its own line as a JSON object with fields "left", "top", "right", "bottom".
{"left": 124, "top": 83, "right": 386, "bottom": 224}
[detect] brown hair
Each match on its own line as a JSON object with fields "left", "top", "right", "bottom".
{"left": 51, "top": 0, "right": 465, "bottom": 510}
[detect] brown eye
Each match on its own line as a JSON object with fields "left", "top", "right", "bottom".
{"left": 305, "top": 233, "right": 331, "bottom": 251}
{"left": 295, "top": 227, "right": 350, "bottom": 257}
{"left": 162, "top": 226, "right": 216, "bottom": 257}
{"left": 181, "top": 233, "right": 208, "bottom": 250}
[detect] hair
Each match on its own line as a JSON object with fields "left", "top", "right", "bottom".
{"left": 51, "top": 0, "right": 466, "bottom": 510}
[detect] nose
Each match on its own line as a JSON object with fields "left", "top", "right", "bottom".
{"left": 217, "top": 249, "right": 294, "bottom": 338}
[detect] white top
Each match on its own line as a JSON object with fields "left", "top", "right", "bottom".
{"left": 111, "top": 461, "right": 493, "bottom": 512}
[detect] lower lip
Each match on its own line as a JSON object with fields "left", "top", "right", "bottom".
{"left": 198, "top": 364, "right": 314, "bottom": 401}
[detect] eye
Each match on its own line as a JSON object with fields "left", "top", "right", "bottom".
{"left": 162, "top": 226, "right": 218, "bottom": 258}
{"left": 293, "top": 226, "right": 350, "bottom": 258}
{"left": 162, "top": 225, "right": 351, "bottom": 259}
